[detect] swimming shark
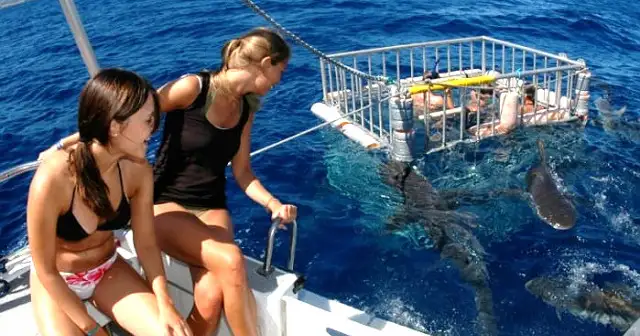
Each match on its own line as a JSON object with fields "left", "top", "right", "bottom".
{"left": 525, "top": 139, "right": 577, "bottom": 230}
{"left": 525, "top": 275, "right": 640, "bottom": 333}
{"left": 594, "top": 96, "right": 628, "bottom": 131}
{"left": 592, "top": 95, "right": 640, "bottom": 143}
{"left": 379, "top": 160, "right": 498, "bottom": 336}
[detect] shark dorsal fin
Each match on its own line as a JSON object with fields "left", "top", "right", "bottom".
{"left": 615, "top": 106, "right": 627, "bottom": 116}
{"left": 536, "top": 139, "right": 547, "bottom": 165}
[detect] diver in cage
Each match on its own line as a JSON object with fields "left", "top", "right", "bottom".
{"left": 411, "top": 70, "right": 456, "bottom": 116}
{"left": 467, "top": 86, "right": 521, "bottom": 137}
{"left": 462, "top": 87, "right": 497, "bottom": 127}
{"left": 519, "top": 84, "right": 568, "bottom": 124}
{"left": 521, "top": 85, "right": 542, "bottom": 114}
{"left": 465, "top": 87, "right": 495, "bottom": 113}
{"left": 467, "top": 83, "right": 569, "bottom": 137}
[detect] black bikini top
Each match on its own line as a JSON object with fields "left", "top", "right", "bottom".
{"left": 55, "top": 162, "right": 131, "bottom": 242}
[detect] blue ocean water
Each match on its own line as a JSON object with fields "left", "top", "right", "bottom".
{"left": 1, "top": 0, "right": 639, "bottom": 335}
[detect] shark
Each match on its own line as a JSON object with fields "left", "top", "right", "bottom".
{"left": 525, "top": 139, "right": 577, "bottom": 230}
{"left": 379, "top": 160, "right": 498, "bottom": 336}
{"left": 526, "top": 275, "right": 640, "bottom": 333}
{"left": 594, "top": 94, "right": 627, "bottom": 132}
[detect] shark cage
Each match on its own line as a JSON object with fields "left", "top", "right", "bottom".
{"left": 311, "top": 36, "right": 591, "bottom": 161}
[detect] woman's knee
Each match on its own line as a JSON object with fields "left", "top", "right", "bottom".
{"left": 30, "top": 274, "right": 85, "bottom": 336}
{"left": 203, "top": 242, "right": 246, "bottom": 283}
{"left": 193, "top": 272, "right": 224, "bottom": 312}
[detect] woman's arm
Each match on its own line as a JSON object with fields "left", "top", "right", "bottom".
{"left": 26, "top": 161, "right": 99, "bottom": 333}
{"left": 231, "top": 113, "right": 297, "bottom": 223}
{"left": 231, "top": 113, "right": 282, "bottom": 211}
{"left": 128, "top": 162, "right": 191, "bottom": 335}
{"left": 38, "top": 133, "right": 79, "bottom": 160}
{"left": 445, "top": 88, "right": 455, "bottom": 110}
{"left": 128, "top": 163, "right": 173, "bottom": 306}
{"left": 38, "top": 75, "right": 202, "bottom": 161}
{"left": 156, "top": 74, "right": 201, "bottom": 113}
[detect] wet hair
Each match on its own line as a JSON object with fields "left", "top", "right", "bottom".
{"left": 212, "top": 27, "right": 291, "bottom": 96}
{"left": 479, "top": 88, "right": 494, "bottom": 95}
{"left": 524, "top": 84, "right": 536, "bottom": 98}
{"left": 423, "top": 70, "right": 440, "bottom": 80}
{"left": 71, "top": 68, "right": 160, "bottom": 219}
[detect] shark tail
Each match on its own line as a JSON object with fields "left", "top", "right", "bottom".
{"left": 536, "top": 139, "right": 546, "bottom": 165}
{"left": 475, "top": 286, "right": 498, "bottom": 336}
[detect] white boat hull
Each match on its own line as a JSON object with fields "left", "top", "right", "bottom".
{"left": 0, "top": 229, "right": 429, "bottom": 336}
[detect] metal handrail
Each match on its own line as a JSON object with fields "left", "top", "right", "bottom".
{"left": 1, "top": 0, "right": 96, "bottom": 182}
{"left": 326, "top": 36, "right": 585, "bottom": 66}
{"left": 257, "top": 218, "right": 298, "bottom": 277}
{"left": 0, "top": 160, "right": 40, "bottom": 184}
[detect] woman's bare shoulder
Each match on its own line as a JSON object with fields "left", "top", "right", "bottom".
{"left": 118, "top": 159, "right": 153, "bottom": 196}
{"left": 29, "top": 150, "right": 72, "bottom": 201}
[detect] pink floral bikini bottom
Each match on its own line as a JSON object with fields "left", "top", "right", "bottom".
{"left": 59, "top": 251, "right": 118, "bottom": 301}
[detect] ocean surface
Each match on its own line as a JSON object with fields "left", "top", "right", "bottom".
{"left": 1, "top": 0, "right": 639, "bottom": 335}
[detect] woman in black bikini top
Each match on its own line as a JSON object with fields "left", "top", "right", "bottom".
{"left": 27, "top": 68, "right": 191, "bottom": 336}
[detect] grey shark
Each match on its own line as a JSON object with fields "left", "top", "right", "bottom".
{"left": 525, "top": 139, "right": 577, "bottom": 230}
{"left": 593, "top": 96, "right": 640, "bottom": 142}
{"left": 595, "top": 95, "right": 627, "bottom": 132}
{"left": 525, "top": 276, "right": 640, "bottom": 333}
{"left": 379, "top": 160, "right": 497, "bottom": 336}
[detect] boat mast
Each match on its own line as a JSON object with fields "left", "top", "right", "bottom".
{"left": 58, "top": 0, "right": 99, "bottom": 77}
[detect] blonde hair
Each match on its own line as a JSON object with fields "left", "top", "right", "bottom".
{"left": 210, "top": 27, "right": 290, "bottom": 99}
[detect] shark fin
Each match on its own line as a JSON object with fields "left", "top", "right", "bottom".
{"left": 536, "top": 139, "right": 546, "bottom": 166}
{"left": 615, "top": 105, "right": 627, "bottom": 116}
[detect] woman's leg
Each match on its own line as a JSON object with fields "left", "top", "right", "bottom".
{"left": 30, "top": 271, "right": 84, "bottom": 336}
{"left": 187, "top": 265, "right": 224, "bottom": 335}
{"left": 154, "top": 202, "right": 257, "bottom": 336}
{"left": 90, "top": 257, "right": 165, "bottom": 336}
{"left": 196, "top": 209, "right": 258, "bottom": 333}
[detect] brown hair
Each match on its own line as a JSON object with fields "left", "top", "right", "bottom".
{"left": 71, "top": 68, "right": 159, "bottom": 219}
{"left": 212, "top": 27, "right": 290, "bottom": 97}
{"left": 524, "top": 85, "right": 536, "bottom": 99}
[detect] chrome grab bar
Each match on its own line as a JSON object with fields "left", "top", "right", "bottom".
{"left": 257, "top": 218, "right": 298, "bottom": 277}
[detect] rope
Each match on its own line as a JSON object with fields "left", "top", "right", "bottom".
{"left": 238, "top": 105, "right": 375, "bottom": 162}
{"left": 238, "top": 0, "right": 392, "bottom": 85}
{"left": 1, "top": 106, "right": 374, "bottom": 179}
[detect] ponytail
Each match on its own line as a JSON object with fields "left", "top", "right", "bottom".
{"left": 70, "top": 141, "right": 115, "bottom": 219}
{"left": 220, "top": 39, "right": 243, "bottom": 70}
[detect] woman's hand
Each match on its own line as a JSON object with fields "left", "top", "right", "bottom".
{"left": 95, "top": 326, "right": 112, "bottom": 336}
{"left": 83, "top": 323, "right": 110, "bottom": 336}
{"left": 158, "top": 301, "right": 192, "bottom": 336}
{"left": 268, "top": 198, "right": 297, "bottom": 226}
{"left": 37, "top": 145, "right": 59, "bottom": 161}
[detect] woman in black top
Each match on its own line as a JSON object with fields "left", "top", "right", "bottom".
{"left": 152, "top": 27, "right": 297, "bottom": 336}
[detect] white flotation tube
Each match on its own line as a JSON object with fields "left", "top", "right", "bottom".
{"left": 311, "top": 103, "right": 381, "bottom": 149}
